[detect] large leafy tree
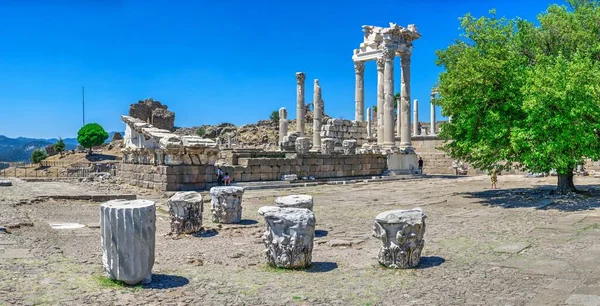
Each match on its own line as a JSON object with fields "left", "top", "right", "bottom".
{"left": 77, "top": 123, "right": 109, "bottom": 154}
{"left": 435, "top": 1, "right": 600, "bottom": 194}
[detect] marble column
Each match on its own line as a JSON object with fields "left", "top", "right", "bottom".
{"left": 278, "top": 107, "right": 288, "bottom": 146}
{"left": 376, "top": 57, "right": 385, "bottom": 145}
{"left": 296, "top": 72, "right": 306, "bottom": 136}
{"left": 383, "top": 48, "right": 396, "bottom": 148}
{"left": 413, "top": 99, "right": 419, "bottom": 135}
{"left": 210, "top": 186, "right": 244, "bottom": 224}
{"left": 430, "top": 92, "right": 436, "bottom": 135}
{"left": 354, "top": 61, "right": 365, "bottom": 122}
{"left": 168, "top": 192, "right": 203, "bottom": 235}
{"left": 312, "top": 79, "right": 322, "bottom": 152}
{"left": 366, "top": 107, "right": 372, "bottom": 138}
{"left": 400, "top": 54, "right": 412, "bottom": 148}
{"left": 373, "top": 208, "right": 426, "bottom": 269}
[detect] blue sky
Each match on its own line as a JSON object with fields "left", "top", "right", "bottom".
{"left": 0, "top": 0, "right": 559, "bottom": 138}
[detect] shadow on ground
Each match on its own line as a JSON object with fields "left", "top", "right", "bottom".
{"left": 239, "top": 219, "right": 259, "bottom": 225}
{"left": 192, "top": 228, "right": 218, "bottom": 238}
{"left": 306, "top": 262, "right": 338, "bottom": 273}
{"left": 143, "top": 274, "right": 189, "bottom": 289}
{"left": 86, "top": 154, "right": 117, "bottom": 162}
{"left": 418, "top": 256, "right": 446, "bottom": 269}
{"left": 315, "top": 230, "right": 328, "bottom": 237}
{"left": 461, "top": 185, "right": 600, "bottom": 211}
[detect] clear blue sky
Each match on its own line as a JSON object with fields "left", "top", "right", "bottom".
{"left": 0, "top": 0, "right": 561, "bottom": 138}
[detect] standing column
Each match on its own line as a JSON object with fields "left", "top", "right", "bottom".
{"left": 376, "top": 57, "right": 385, "bottom": 145}
{"left": 366, "top": 107, "right": 372, "bottom": 138}
{"left": 383, "top": 47, "right": 396, "bottom": 148}
{"left": 399, "top": 54, "right": 412, "bottom": 148}
{"left": 354, "top": 61, "right": 365, "bottom": 122}
{"left": 430, "top": 92, "right": 436, "bottom": 135}
{"left": 312, "top": 79, "right": 322, "bottom": 152}
{"left": 413, "top": 99, "right": 419, "bottom": 135}
{"left": 279, "top": 107, "right": 288, "bottom": 146}
{"left": 397, "top": 97, "right": 401, "bottom": 138}
{"left": 295, "top": 72, "right": 306, "bottom": 136}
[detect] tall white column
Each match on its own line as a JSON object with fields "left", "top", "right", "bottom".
{"left": 366, "top": 107, "right": 372, "bottom": 138}
{"left": 279, "top": 107, "right": 288, "bottom": 145}
{"left": 295, "top": 72, "right": 306, "bottom": 136}
{"left": 376, "top": 57, "right": 385, "bottom": 145}
{"left": 397, "top": 96, "right": 401, "bottom": 139}
{"left": 383, "top": 47, "right": 395, "bottom": 148}
{"left": 413, "top": 99, "right": 419, "bottom": 135}
{"left": 354, "top": 61, "right": 365, "bottom": 122}
{"left": 399, "top": 54, "right": 412, "bottom": 148}
{"left": 312, "top": 79, "right": 322, "bottom": 152}
{"left": 430, "top": 92, "right": 436, "bottom": 135}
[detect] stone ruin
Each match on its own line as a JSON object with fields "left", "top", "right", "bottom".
{"left": 129, "top": 98, "right": 175, "bottom": 131}
{"left": 373, "top": 208, "right": 426, "bottom": 269}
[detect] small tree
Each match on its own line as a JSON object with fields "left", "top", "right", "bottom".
{"left": 270, "top": 110, "right": 279, "bottom": 122}
{"left": 77, "top": 123, "right": 109, "bottom": 154}
{"left": 31, "top": 148, "right": 48, "bottom": 164}
{"left": 54, "top": 138, "right": 66, "bottom": 158}
{"left": 196, "top": 127, "right": 206, "bottom": 137}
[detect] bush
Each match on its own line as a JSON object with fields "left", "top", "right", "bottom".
{"left": 77, "top": 123, "right": 109, "bottom": 152}
{"left": 54, "top": 138, "right": 66, "bottom": 157}
{"left": 31, "top": 148, "right": 48, "bottom": 164}
{"left": 196, "top": 127, "right": 206, "bottom": 137}
{"left": 270, "top": 110, "right": 279, "bottom": 122}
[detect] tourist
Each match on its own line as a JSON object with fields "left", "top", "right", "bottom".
{"left": 216, "top": 167, "right": 224, "bottom": 186}
{"left": 223, "top": 172, "right": 231, "bottom": 186}
{"left": 418, "top": 157, "right": 424, "bottom": 174}
{"left": 490, "top": 168, "right": 498, "bottom": 189}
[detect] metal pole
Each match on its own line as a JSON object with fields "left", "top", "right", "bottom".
{"left": 82, "top": 86, "right": 85, "bottom": 126}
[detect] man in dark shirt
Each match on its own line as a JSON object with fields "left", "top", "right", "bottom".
{"left": 418, "top": 157, "right": 424, "bottom": 174}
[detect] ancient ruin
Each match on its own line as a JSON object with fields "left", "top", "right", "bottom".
{"left": 129, "top": 98, "right": 175, "bottom": 131}
{"left": 373, "top": 208, "right": 426, "bottom": 269}
{"left": 210, "top": 186, "right": 244, "bottom": 223}
{"left": 168, "top": 191, "right": 203, "bottom": 234}
{"left": 274, "top": 194, "right": 314, "bottom": 211}
{"left": 100, "top": 199, "right": 156, "bottom": 284}
{"left": 258, "top": 206, "right": 315, "bottom": 269}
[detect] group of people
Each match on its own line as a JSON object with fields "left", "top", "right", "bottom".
{"left": 216, "top": 167, "right": 231, "bottom": 186}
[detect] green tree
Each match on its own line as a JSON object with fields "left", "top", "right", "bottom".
{"left": 77, "top": 123, "right": 109, "bottom": 154}
{"left": 30, "top": 148, "right": 47, "bottom": 164}
{"left": 54, "top": 138, "right": 66, "bottom": 158}
{"left": 435, "top": 2, "right": 600, "bottom": 194}
{"left": 270, "top": 110, "right": 279, "bottom": 122}
{"left": 196, "top": 127, "right": 206, "bottom": 137}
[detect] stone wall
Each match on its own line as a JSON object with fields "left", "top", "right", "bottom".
{"left": 320, "top": 119, "right": 369, "bottom": 147}
{"left": 120, "top": 154, "right": 387, "bottom": 191}
{"left": 129, "top": 98, "right": 175, "bottom": 131}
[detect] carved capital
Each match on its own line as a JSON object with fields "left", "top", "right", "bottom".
{"left": 353, "top": 61, "right": 365, "bottom": 74}
{"left": 382, "top": 47, "right": 395, "bottom": 60}
{"left": 376, "top": 57, "right": 385, "bottom": 71}
{"left": 295, "top": 72, "right": 305, "bottom": 83}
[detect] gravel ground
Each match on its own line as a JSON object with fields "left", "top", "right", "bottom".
{"left": 2, "top": 174, "right": 600, "bottom": 305}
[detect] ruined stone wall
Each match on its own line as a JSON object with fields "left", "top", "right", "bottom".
{"left": 129, "top": 98, "right": 175, "bottom": 131}
{"left": 320, "top": 119, "right": 368, "bottom": 146}
{"left": 120, "top": 154, "right": 387, "bottom": 191}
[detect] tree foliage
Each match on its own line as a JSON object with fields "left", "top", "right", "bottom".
{"left": 77, "top": 123, "right": 109, "bottom": 151}
{"left": 435, "top": 2, "right": 600, "bottom": 193}
{"left": 30, "top": 148, "right": 47, "bottom": 164}
{"left": 196, "top": 127, "right": 206, "bottom": 137}
{"left": 270, "top": 110, "right": 279, "bottom": 122}
{"left": 54, "top": 138, "right": 66, "bottom": 157}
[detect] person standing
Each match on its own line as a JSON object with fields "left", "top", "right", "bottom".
{"left": 490, "top": 168, "right": 498, "bottom": 189}
{"left": 418, "top": 157, "right": 424, "bottom": 174}
{"left": 216, "top": 167, "right": 224, "bottom": 186}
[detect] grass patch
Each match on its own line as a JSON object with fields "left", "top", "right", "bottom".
{"left": 292, "top": 296, "right": 302, "bottom": 301}
{"left": 576, "top": 223, "right": 600, "bottom": 235}
{"left": 94, "top": 276, "right": 143, "bottom": 291}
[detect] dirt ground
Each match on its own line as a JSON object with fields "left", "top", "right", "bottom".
{"left": 2, "top": 174, "right": 600, "bottom": 305}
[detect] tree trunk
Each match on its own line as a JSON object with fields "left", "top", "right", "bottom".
{"left": 556, "top": 172, "right": 577, "bottom": 194}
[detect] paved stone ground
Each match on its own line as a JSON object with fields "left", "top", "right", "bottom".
{"left": 2, "top": 175, "right": 600, "bottom": 305}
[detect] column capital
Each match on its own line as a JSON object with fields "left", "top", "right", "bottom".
{"left": 295, "top": 72, "right": 305, "bottom": 83}
{"left": 376, "top": 57, "right": 385, "bottom": 71}
{"left": 353, "top": 61, "right": 365, "bottom": 74}
{"left": 382, "top": 46, "right": 395, "bottom": 61}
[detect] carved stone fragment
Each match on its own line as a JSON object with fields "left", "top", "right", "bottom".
{"left": 274, "top": 195, "right": 313, "bottom": 211}
{"left": 295, "top": 137, "right": 311, "bottom": 154}
{"left": 258, "top": 206, "right": 315, "bottom": 269}
{"left": 168, "top": 191, "right": 203, "bottom": 234}
{"left": 210, "top": 186, "right": 244, "bottom": 224}
{"left": 373, "top": 208, "right": 426, "bottom": 269}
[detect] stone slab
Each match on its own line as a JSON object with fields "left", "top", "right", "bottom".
{"left": 493, "top": 242, "right": 530, "bottom": 254}
{"left": 492, "top": 258, "right": 577, "bottom": 279}
{"left": 49, "top": 223, "right": 86, "bottom": 229}
{"left": 565, "top": 294, "right": 600, "bottom": 306}
{"left": 0, "top": 180, "right": 12, "bottom": 186}
{"left": 0, "top": 248, "right": 33, "bottom": 259}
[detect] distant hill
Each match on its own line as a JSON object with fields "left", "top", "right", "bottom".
{"left": 0, "top": 132, "right": 122, "bottom": 163}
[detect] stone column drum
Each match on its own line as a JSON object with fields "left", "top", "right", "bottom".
{"left": 382, "top": 47, "right": 395, "bottom": 148}
{"left": 296, "top": 72, "right": 306, "bottom": 136}
{"left": 275, "top": 195, "right": 313, "bottom": 211}
{"left": 100, "top": 199, "right": 156, "bottom": 285}
{"left": 430, "top": 92, "right": 436, "bottom": 135}
{"left": 376, "top": 57, "right": 385, "bottom": 145}
{"left": 312, "top": 79, "right": 322, "bottom": 152}
{"left": 354, "top": 61, "right": 365, "bottom": 122}
{"left": 295, "top": 137, "right": 310, "bottom": 154}
{"left": 373, "top": 208, "right": 426, "bottom": 269}
{"left": 168, "top": 191, "right": 203, "bottom": 235}
{"left": 400, "top": 54, "right": 412, "bottom": 148}
{"left": 258, "top": 206, "right": 316, "bottom": 269}
{"left": 342, "top": 139, "right": 357, "bottom": 155}
{"left": 413, "top": 99, "right": 419, "bottom": 136}
{"left": 279, "top": 107, "right": 288, "bottom": 146}
{"left": 321, "top": 138, "right": 335, "bottom": 155}
{"left": 366, "top": 107, "right": 372, "bottom": 139}
{"left": 210, "top": 186, "right": 244, "bottom": 224}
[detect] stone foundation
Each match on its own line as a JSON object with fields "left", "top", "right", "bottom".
{"left": 119, "top": 154, "right": 387, "bottom": 191}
